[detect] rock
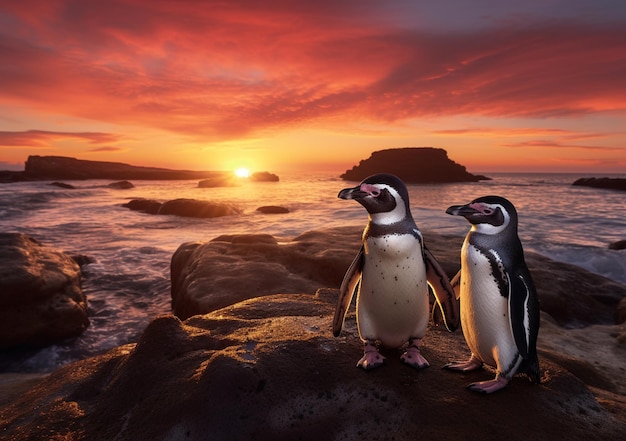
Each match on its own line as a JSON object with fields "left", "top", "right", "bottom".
{"left": 158, "top": 199, "right": 241, "bottom": 218}
{"left": 123, "top": 198, "right": 240, "bottom": 218}
{"left": 198, "top": 176, "right": 239, "bottom": 187}
{"left": 340, "top": 148, "right": 490, "bottom": 183}
{"left": 0, "top": 233, "right": 89, "bottom": 349}
{"left": 0, "top": 293, "right": 624, "bottom": 440}
{"left": 572, "top": 177, "right": 626, "bottom": 191}
{"left": 609, "top": 240, "right": 626, "bottom": 250}
{"left": 107, "top": 180, "right": 134, "bottom": 189}
{"left": 170, "top": 228, "right": 361, "bottom": 320}
{"left": 250, "top": 171, "right": 279, "bottom": 182}
{"left": 123, "top": 198, "right": 162, "bottom": 214}
{"left": 22, "top": 155, "right": 229, "bottom": 181}
{"left": 49, "top": 182, "right": 75, "bottom": 189}
{"left": 172, "top": 227, "right": 626, "bottom": 328}
{"left": 618, "top": 298, "right": 626, "bottom": 324}
{"left": 256, "top": 205, "right": 290, "bottom": 214}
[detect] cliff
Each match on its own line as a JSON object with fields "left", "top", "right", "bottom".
{"left": 341, "top": 147, "right": 489, "bottom": 183}
{"left": 18, "top": 156, "right": 228, "bottom": 181}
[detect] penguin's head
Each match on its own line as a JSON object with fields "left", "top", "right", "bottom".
{"left": 446, "top": 195, "right": 518, "bottom": 235}
{"left": 338, "top": 174, "right": 412, "bottom": 224}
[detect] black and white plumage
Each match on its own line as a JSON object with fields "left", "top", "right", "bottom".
{"left": 333, "top": 174, "right": 459, "bottom": 370}
{"left": 444, "top": 195, "right": 540, "bottom": 393}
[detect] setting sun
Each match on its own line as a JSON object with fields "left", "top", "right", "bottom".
{"left": 234, "top": 167, "right": 251, "bottom": 178}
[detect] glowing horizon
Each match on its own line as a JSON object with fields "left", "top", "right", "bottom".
{"left": 0, "top": 1, "right": 625, "bottom": 174}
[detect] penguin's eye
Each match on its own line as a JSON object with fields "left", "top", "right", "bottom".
{"left": 483, "top": 208, "right": 493, "bottom": 215}
{"left": 371, "top": 190, "right": 380, "bottom": 197}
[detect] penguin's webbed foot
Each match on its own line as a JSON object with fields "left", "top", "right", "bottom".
{"left": 467, "top": 375, "right": 509, "bottom": 394}
{"left": 357, "top": 342, "right": 386, "bottom": 370}
{"left": 444, "top": 355, "right": 483, "bottom": 372}
{"left": 400, "top": 339, "right": 430, "bottom": 370}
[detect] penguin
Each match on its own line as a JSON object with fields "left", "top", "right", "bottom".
{"left": 444, "top": 195, "right": 540, "bottom": 393}
{"left": 333, "top": 173, "right": 459, "bottom": 370}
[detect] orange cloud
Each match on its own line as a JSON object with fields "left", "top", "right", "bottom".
{"left": 1, "top": 2, "right": 624, "bottom": 142}
{"left": 0, "top": 130, "right": 121, "bottom": 147}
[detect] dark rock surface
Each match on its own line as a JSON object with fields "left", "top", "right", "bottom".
{"left": 0, "top": 292, "right": 624, "bottom": 441}
{"left": 170, "top": 230, "right": 358, "bottom": 320}
{"left": 1, "top": 227, "right": 625, "bottom": 440}
{"left": 250, "top": 171, "right": 279, "bottom": 182}
{"left": 18, "top": 155, "right": 228, "bottom": 181}
{"left": 572, "top": 177, "right": 626, "bottom": 191}
{"left": 256, "top": 205, "right": 290, "bottom": 214}
{"left": 123, "top": 198, "right": 241, "bottom": 218}
{"left": 123, "top": 198, "right": 162, "bottom": 214}
{"left": 609, "top": 240, "right": 626, "bottom": 250}
{"left": 107, "top": 180, "right": 134, "bottom": 189}
{"left": 49, "top": 181, "right": 76, "bottom": 189}
{"left": 341, "top": 147, "right": 490, "bottom": 183}
{"left": 172, "top": 227, "right": 626, "bottom": 329}
{"left": 0, "top": 233, "right": 89, "bottom": 349}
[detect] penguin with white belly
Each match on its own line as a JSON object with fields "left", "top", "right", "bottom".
{"left": 444, "top": 195, "right": 540, "bottom": 393}
{"left": 333, "top": 174, "right": 459, "bottom": 370}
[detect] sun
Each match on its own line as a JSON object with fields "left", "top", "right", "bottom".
{"left": 234, "top": 167, "right": 251, "bottom": 178}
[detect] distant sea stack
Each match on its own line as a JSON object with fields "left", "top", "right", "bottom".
{"left": 340, "top": 148, "right": 489, "bottom": 183}
{"left": 21, "top": 155, "right": 228, "bottom": 181}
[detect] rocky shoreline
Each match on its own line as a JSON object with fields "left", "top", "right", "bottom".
{"left": 1, "top": 226, "right": 625, "bottom": 440}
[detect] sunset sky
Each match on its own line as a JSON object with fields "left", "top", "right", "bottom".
{"left": 1, "top": 0, "right": 625, "bottom": 174}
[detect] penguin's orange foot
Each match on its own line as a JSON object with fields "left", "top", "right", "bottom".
{"left": 444, "top": 355, "right": 482, "bottom": 372}
{"left": 357, "top": 342, "right": 385, "bottom": 370}
{"left": 467, "top": 376, "right": 509, "bottom": 394}
{"left": 401, "top": 339, "right": 430, "bottom": 369}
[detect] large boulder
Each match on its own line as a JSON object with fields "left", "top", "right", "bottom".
{"left": 0, "top": 292, "right": 624, "bottom": 440}
{"left": 341, "top": 148, "right": 490, "bottom": 183}
{"left": 123, "top": 198, "right": 241, "bottom": 218}
{"left": 171, "top": 227, "right": 626, "bottom": 328}
{"left": 0, "top": 233, "right": 89, "bottom": 349}
{"left": 170, "top": 228, "right": 360, "bottom": 319}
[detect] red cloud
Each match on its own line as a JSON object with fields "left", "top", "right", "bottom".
{"left": 0, "top": 2, "right": 625, "bottom": 142}
{"left": 0, "top": 130, "right": 121, "bottom": 147}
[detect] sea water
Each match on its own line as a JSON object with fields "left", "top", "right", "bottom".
{"left": 0, "top": 172, "right": 624, "bottom": 372}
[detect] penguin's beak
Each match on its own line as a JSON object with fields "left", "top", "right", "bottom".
{"left": 446, "top": 204, "right": 479, "bottom": 217}
{"left": 338, "top": 185, "right": 367, "bottom": 200}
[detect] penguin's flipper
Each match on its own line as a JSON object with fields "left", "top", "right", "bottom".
{"left": 332, "top": 245, "right": 364, "bottom": 337}
{"left": 507, "top": 271, "right": 535, "bottom": 359}
{"left": 424, "top": 247, "right": 460, "bottom": 332}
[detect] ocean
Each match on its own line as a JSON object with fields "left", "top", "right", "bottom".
{"left": 1, "top": 172, "right": 624, "bottom": 373}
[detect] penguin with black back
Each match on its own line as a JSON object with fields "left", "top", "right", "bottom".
{"left": 444, "top": 195, "right": 540, "bottom": 393}
{"left": 333, "top": 173, "right": 459, "bottom": 370}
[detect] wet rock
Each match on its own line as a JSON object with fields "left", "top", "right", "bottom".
{"left": 123, "top": 198, "right": 162, "bottom": 214}
{"left": 0, "top": 293, "right": 624, "bottom": 440}
{"left": 250, "top": 171, "right": 279, "bottom": 182}
{"left": 173, "top": 227, "right": 626, "bottom": 328}
{"left": 256, "top": 205, "right": 289, "bottom": 214}
{"left": 107, "top": 180, "right": 134, "bottom": 189}
{"left": 49, "top": 182, "right": 75, "bottom": 189}
{"left": 609, "top": 240, "right": 626, "bottom": 250}
{"left": 572, "top": 177, "right": 626, "bottom": 191}
{"left": 123, "top": 198, "right": 240, "bottom": 218}
{"left": 170, "top": 228, "right": 361, "bottom": 320}
{"left": 0, "top": 233, "right": 89, "bottom": 349}
{"left": 158, "top": 198, "right": 241, "bottom": 218}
